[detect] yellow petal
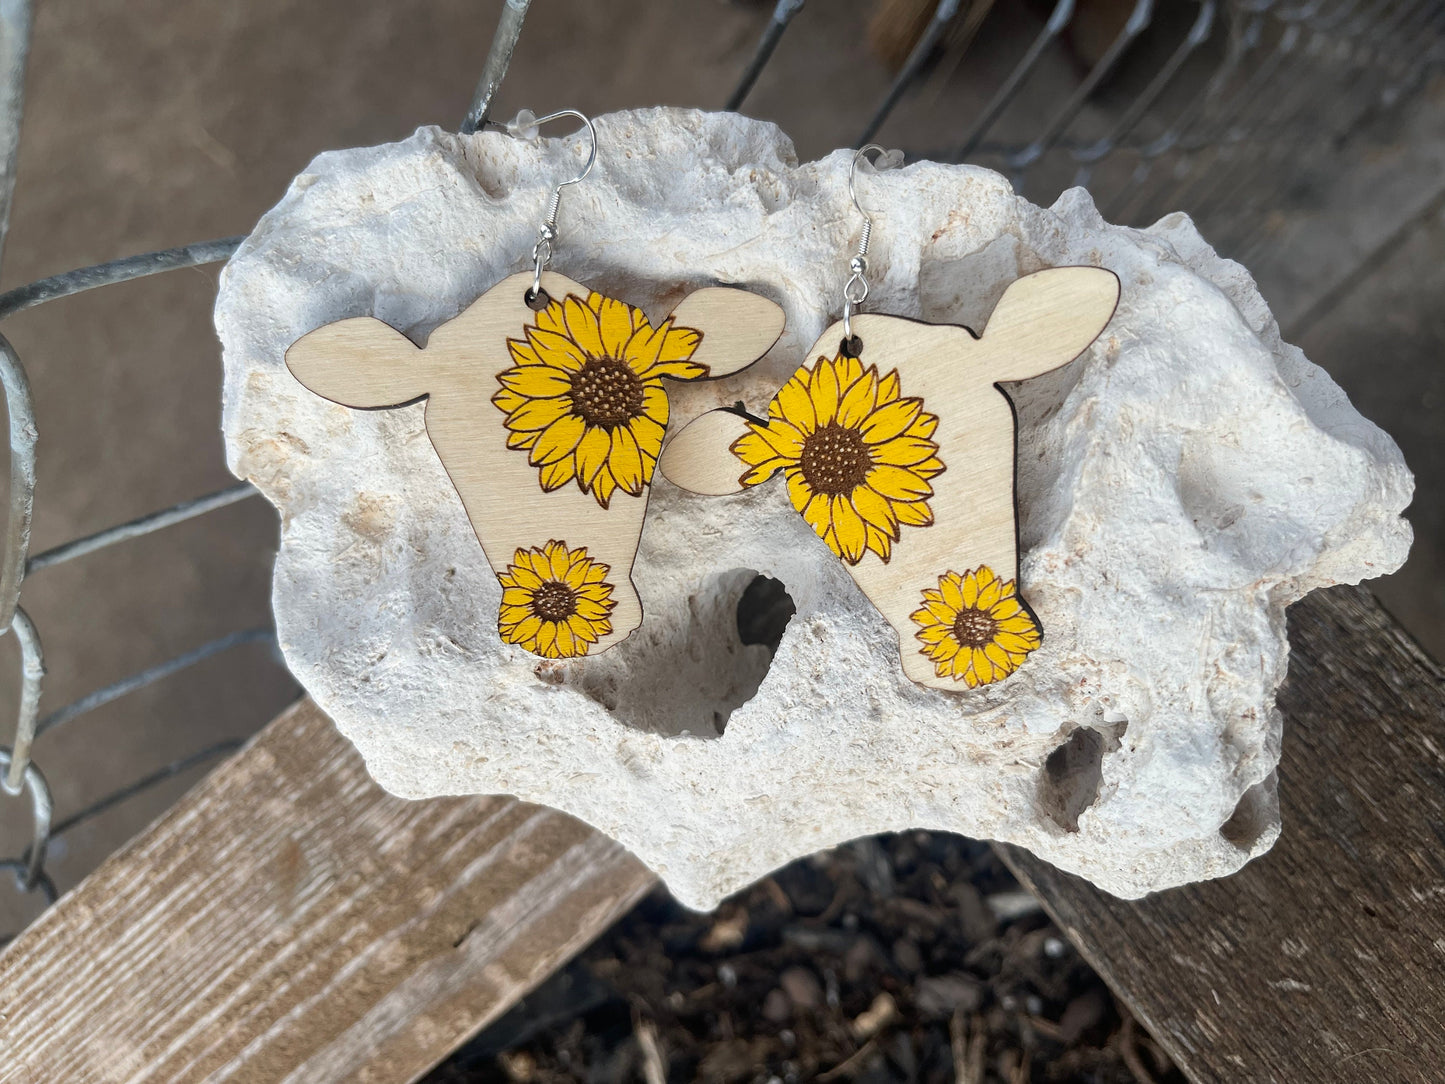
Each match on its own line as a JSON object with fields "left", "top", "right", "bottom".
{"left": 865, "top": 525, "right": 892, "bottom": 562}
{"left": 540, "top": 457, "right": 576, "bottom": 491}
{"left": 872, "top": 435, "right": 939, "bottom": 467}
{"left": 659, "top": 323, "right": 702, "bottom": 362}
{"left": 562, "top": 295, "right": 605, "bottom": 357}
{"left": 984, "top": 641, "right": 1013, "bottom": 672}
{"left": 867, "top": 465, "right": 933, "bottom": 501}
{"left": 851, "top": 485, "right": 898, "bottom": 533}
{"left": 499, "top": 603, "right": 531, "bottom": 625}
{"left": 894, "top": 501, "right": 933, "bottom": 527}
{"left": 860, "top": 398, "right": 922, "bottom": 444}
{"left": 499, "top": 365, "right": 572, "bottom": 398}
{"left": 526, "top": 327, "right": 586, "bottom": 371}
{"left": 810, "top": 359, "right": 841, "bottom": 426}
{"left": 554, "top": 623, "right": 580, "bottom": 657}
{"left": 501, "top": 586, "right": 533, "bottom": 607}
{"left": 591, "top": 466, "right": 618, "bottom": 508}
{"left": 941, "top": 576, "right": 966, "bottom": 611}
{"left": 996, "top": 631, "right": 1038, "bottom": 654}
{"left": 836, "top": 369, "right": 879, "bottom": 428}
{"left": 610, "top": 427, "right": 646, "bottom": 494}
{"left": 534, "top": 299, "right": 566, "bottom": 335}
{"left": 784, "top": 467, "right": 815, "bottom": 513}
{"left": 641, "top": 385, "right": 670, "bottom": 429}
{"left": 623, "top": 320, "right": 665, "bottom": 374}
{"left": 971, "top": 647, "right": 994, "bottom": 683}
{"left": 593, "top": 294, "right": 635, "bottom": 356}
{"left": 977, "top": 577, "right": 1004, "bottom": 611}
{"left": 732, "top": 430, "right": 775, "bottom": 469}
{"left": 876, "top": 370, "right": 901, "bottom": 404}
{"left": 575, "top": 426, "right": 611, "bottom": 486}
{"left": 536, "top": 621, "right": 559, "bottom": 656}
{"left": 632, "top": 413, "right": 666, "bottom": 456}
{"left": 830, "top": 495, "right": 867, "bottom": 564}
{"left": 506, "top": 338, "right": 544, "bottom": 366}
{"left": 740, "top": 458, "right": 786, "bottom": 486}
{"left": 507, "top": 565, "right": 543, "bottom": 591}
{"left": 530, "top": 413, "right": 586, "bottom": 465}
{"left": 774, "top": 372, "right": 816, "bottom": 432}
{"left": 502, "top": 614, "right": 543, "bottom": 645}
{"left": 506, "top": 396, "right": 571, "bottom": 432}
{"left": 492, "top": 388, "right": 527, "bottom": 414}
{"left": 801, "top": 491, "right": 832, "bottom": 535}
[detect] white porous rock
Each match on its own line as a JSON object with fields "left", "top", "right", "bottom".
{"left": 217, "top": 108, "right": 1412, "bottom": 909}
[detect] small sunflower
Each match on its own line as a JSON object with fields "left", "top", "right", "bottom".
{"left": 731, "top": 353, "right": 944, "bottom": 564}
{"left": 492, "top": 291, "right": 706, "bottom": 509}
{"left": 910, "top": 565, "right": 1041, "bottom": 687}
{"left": 497, "top": 541, "right": 617, "bottom": 659}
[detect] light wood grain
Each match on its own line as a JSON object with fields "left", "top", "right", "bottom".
{"left": 1001, "top": 585, "right": 1445, "bottom": 1084}
{"left": 658, "top": 407, "right": 754, "bottom": 495}
{"left": 285, "top": 271, "right": 782, "bottom": 657}
{"left": 0, "top": 698, "right": 656, "bottom": 1084}
{"left": 661, "top": 267, "right": 1119, "bottom": 691}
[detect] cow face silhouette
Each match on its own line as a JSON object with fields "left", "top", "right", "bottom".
{"left": 286, "top": 270, "right": 784, "bottom": 659}
{"left": 660, "top": 268, "right": 1119, "bottom": 692}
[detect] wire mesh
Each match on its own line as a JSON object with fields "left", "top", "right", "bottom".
{"left": 0, "top": 0, "right": 1439, "bottom": 940}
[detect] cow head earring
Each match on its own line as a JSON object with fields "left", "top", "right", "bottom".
{"left": 284, "top": 111, "right": 784, "bottom": 660}
{"left": 661, "top": 145, "right": 1120, "bottom": 692}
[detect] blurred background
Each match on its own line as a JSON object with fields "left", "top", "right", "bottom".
{"left": 0, "top": 0, "right": 1439, "bottom": 1077}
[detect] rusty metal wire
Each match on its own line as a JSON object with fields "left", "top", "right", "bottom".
{"left": 0, "top": 0, "right": 1439, "bottom": 938}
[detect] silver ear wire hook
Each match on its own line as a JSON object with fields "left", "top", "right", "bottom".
{"left": 488, "top": 109, "right": 598, "bottom": 305}
{"left": 842, "top": 143, "right": 902, "bottom": 355}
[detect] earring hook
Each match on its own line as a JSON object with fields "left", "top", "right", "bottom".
{"left": 489, "top": 109, "right": 598, "bottom": 305}
{"left": 841, "top": 144, "right": 903, "bottom": 355}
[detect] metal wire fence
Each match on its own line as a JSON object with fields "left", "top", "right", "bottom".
{"left": 0, "top": 0, "right": 1439, "bottom": 943}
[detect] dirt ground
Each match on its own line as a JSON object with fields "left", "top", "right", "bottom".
{"left": 0, "top": 0, "right": 1439, "bottom": 1075}
{"left": 427, "top": 834, "right": 1186, "bottom": 1084}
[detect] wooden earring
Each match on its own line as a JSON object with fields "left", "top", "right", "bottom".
{"left": 661, "top": 146, "right": 1119, "bottom": 693}
{"left": 284, "top": 111, "right": 784, "bottom": 661}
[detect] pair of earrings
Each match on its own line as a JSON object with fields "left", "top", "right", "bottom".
{"left": 286, "top": 112, "right": 1119, "bottom": 694}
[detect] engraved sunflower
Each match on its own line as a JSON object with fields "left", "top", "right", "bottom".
{"left": 492, "top": 292, "right": 707, "bottom": 508}
{"left": 731, "top": 353, "right": 944, "bottom": 564}
{"left": 497, "top": 541, "right": 617, "bottom": 659}
{"left": 910, "top": 565, "right": 1041, "bottom": 687}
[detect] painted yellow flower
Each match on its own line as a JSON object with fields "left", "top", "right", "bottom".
{"left": 910, "top": 565, "right": 1041, "bottom": 687}
{"left": 492, "top": 291, "right": 707, "bottom": 508}
{"left": 497, "top": 541, "right": 617, "bottom": 659}
{"left": 731, "top": 353, "right": 944, "bottom": 564}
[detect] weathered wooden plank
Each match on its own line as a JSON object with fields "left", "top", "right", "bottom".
{"left": 1000, "top": 585, "right": 1445, "bottom": 1084}
{"left": 0, "top": 697, "right": 656, "bottom": 1084}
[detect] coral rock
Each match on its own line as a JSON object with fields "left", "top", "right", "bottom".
{"left": 217, "top": 109, "right": 1412, "bottom": 909}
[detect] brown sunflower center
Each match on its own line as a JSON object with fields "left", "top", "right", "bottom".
{"left": 569, "top": 357, "right": 646, "bottom": 429}
{"left": 952, "top": 606, "right": 999, "bottom": 649}
{"left": 531, "top": 581, "right": 578, "bottom": 622}
{"left": 798, "top": 422, "right": 872, "bottom": 496}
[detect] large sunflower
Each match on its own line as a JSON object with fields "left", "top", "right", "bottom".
{"left": 497, "top": 540, "right": 617, "bottom": 659}
{"left": 731, "top": 353, "right": 943, "bottom": 563}
{"left": 492, "top": 291, "right": 707, "bottom": 508}
{"left": 910, "top": 565, "right": 1041, "bottom": 686}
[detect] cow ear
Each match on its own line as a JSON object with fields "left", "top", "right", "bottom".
{"left": 659, "top": 409, "right": 754, "bottom": 495}
{"left": 666, "top": 288, "right": 785, "bottom": 380}
{"left": 980, "top": 268, "right": 1119, "bottom": 382}
{"left": 286, "top": 317, "right": 432, "bottom": 409}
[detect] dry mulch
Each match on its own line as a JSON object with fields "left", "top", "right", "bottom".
{"left": 427, "top": 832, "right": 1185, "bottom": 1084}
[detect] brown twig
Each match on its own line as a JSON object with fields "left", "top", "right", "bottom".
{"left": 634, "top": 1013, "right": 666, "bottom": 1084}
{"left": 1118, "top": 1014, "right": 1158, "bottom": 1084}
{"left": 819, "top": 1039, "right": 879, "bottom": 1082}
